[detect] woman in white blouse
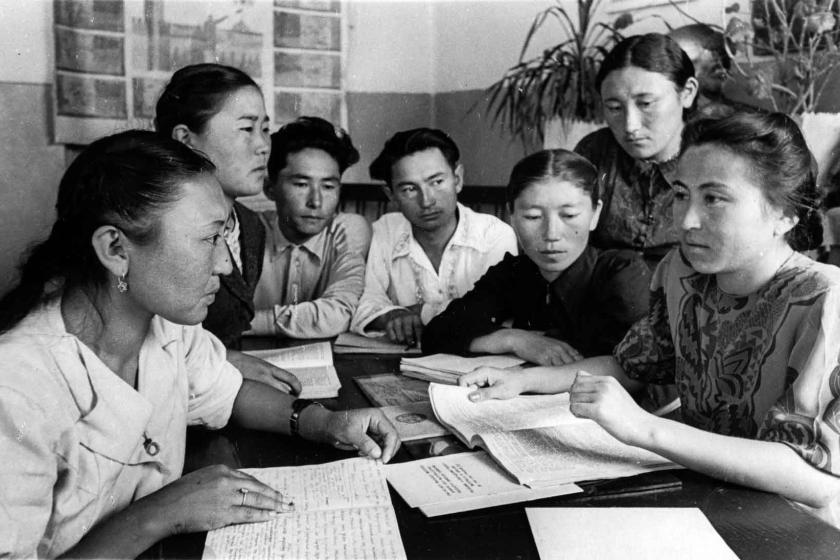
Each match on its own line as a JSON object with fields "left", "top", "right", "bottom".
{"left": 0, "top": 131, "right": 399, "bottom": 558}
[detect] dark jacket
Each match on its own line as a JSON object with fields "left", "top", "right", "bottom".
{"left": 203, "top": 201, "right": 266, "bottom": 349}
{"left": 422, "top": 247, "right": 650, "bottom": 357}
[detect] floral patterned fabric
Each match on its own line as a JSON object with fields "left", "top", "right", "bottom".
{"left": 616, "top": 249, "right": 840, "bottom": 478}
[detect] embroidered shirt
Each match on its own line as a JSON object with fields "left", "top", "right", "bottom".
{"left": 0, "top": 299, "right": 242, "bottom": 557}
{"left": 351, "top": 204, "right": 517, "bottom": 334}
{"left": 575, "top": 127, "right": 680, "bottom": 264}
{"left": 615, "top": 249, "right": 840, "bottom": 525}
{"left": 250, "top": 212, "right": 371, "bottom": 338}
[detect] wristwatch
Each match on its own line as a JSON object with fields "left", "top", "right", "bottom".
{"left": 290, "top": 398, "right": 325, "bottom": 437}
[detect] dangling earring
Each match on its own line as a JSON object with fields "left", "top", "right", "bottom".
{"left": 117, "top": 274, "right": 128, "bottom": 293}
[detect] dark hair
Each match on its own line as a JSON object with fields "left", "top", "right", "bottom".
{"left": 680, "top": 112, "right": 823, "bottom": 251}
{"left": 668, "top": 23, "right": 732, "bottom": 71}
{"left": 369, "top": 128, "right": 460, "bottom": 186}
{"left": 596, "top": 33, "right": 697, "bottom": 118}
{"left": 267, "top": 117, "right": 360, "bottom": 186}
{"left": 507, "top": 149, "right": 600, "bottom": 210}
{"left": 0, "top": 130, "right": 216, "bottom": 334}
{"left": 154, "top": 63, "right": 260, "bottom": 137}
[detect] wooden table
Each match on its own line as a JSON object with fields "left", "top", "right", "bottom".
{"left": 164, "top": 353, "right": 840, "bottom": 559}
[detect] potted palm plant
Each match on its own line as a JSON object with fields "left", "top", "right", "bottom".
{"left": 485, "top": 0, "right": 633, "bottom": 150}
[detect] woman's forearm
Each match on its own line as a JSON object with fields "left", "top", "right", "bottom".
{"left": 59, "top": 498, "right": 167, "bottom": 559}
{"left": 523, "top": 356, "right": 643, "bottom": 394}
{"left": 468, "top": 329, "right": 511, "bottom": 354}
{"left": 636, "top": 415, "right": 840, "bottom": 508}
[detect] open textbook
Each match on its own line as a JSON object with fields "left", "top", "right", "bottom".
{"left": 335, "top": 332, "right": 421, "bottom": 355}
{"left": 386, "top": 450, "right": 582, "bottom": 517}
{"left": 203, "top": 458, "right": 406, "bottom": 560}
{"left": 400, "top": 353, "right": 525, "bottom": 384}
{"left": 429, "top": 384, "right": 679, "bottom": 487}
{"left": 245, "top": 342, "right": 340, "bottom": 399}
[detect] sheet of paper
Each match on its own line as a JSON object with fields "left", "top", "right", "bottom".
{"left": 386, "top": 451, "right": 581, "bottom": 517}
{"left": 246, "top": 341, "right": 332, "bottom": 368}
{"left": 354, "top": 374, "right": 431, "bottom": 407}
{"left": 480, "top": 422, "right": 678, "bottom": 487}
{"left": 401, "top": 353, "right": 524, "bottom": 374}
{"left": 379, "top": 402, "right": 448, "bottom": 441}
{"left": 203, "top": 458, "right": 406, "bottom": 560}
{"left": 335, "top": 332, "right": 421, "bottom": 354}
{"left": 429, "top": 383, "right": 581, "bottom": 444}
{"left": 526, "top": 507, "right": 738, "bottom": 560}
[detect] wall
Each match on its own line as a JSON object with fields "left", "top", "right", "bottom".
{"left": 0, "top": 1, "right": 64, "bottom": 294}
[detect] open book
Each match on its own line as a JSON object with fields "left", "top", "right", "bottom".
{"left": 203, "top": 458, "right": 406, "bottom": 560}
{"left": 245, "top": 342, "right": 340, "bottom": 399}
{"left": 335, "top": 332, "right": 421, "bottom": 355}
{"left": 400, "top": 353, "right": 525, "bottom": 384}
{"left": 386, "top": 451, "right": 581, "bottom": 517}
{"left": 429, "top": 384, "right": 678, "bottom": 487}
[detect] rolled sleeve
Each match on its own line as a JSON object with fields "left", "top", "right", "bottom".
{"left": 352, "top": 224, "right": 405, "bottom": 334}
{"left": 182, "top": 325, "right": 243, "bottom": 429}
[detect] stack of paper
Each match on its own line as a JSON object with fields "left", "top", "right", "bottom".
{"left": 334, "top": 332, "right": 421, "bottom": 355}
{"left": 526, "top": 507, "right": 738, "bottom": 560}
{"left": 385, "top": 451, "right": 581, "bottom": 517}
{"left": 246, "top": 342, "right": 341, "bottom": 399}
{"left": 204, "top": 458, "right": 406, "bottom": 560}
{"left": 400, "top": 353, "right": 525, "bottom": 384}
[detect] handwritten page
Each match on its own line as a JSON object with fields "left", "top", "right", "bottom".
{"left": 480, "top": 423, "right": 678, "bottom": 487}
{"left": 379, "top": 402, "right": 448, "bottom": 441}
{"left": 203, "top": 458, "right": 406, "bottom": 560}
{"left": 386, "top": 451, "right": 581, "bottom": 517}
{"left": 429, "top": 384, "right": 581, "bottom": 444}
{"left": 526, "top": 507, "right": 738, "bottom": 560}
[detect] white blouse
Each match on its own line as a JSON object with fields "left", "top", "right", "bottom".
{"left": 0, "top": 298, "right": 242, "bottom": 557}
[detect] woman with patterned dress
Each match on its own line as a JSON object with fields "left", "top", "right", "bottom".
{"left": 575, "top": 33, "right": 699, "bottom": 268}
{"left": 462, "top": 112, "right": 840, "bottom": 526}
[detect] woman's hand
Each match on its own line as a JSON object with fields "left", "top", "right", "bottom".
{"left": 140, "top": 464, "right": 294, "bottom": 537}
{"left": 568, "top": 371, "right": 651, "bottom": 446}
{"left": 322, "top": 408, "right": 401, "bottom": 463}
{"left": 506, "top": 330, "right": 583, "bottom": 366}
{"left": 228, "top": 349, "right": 302, "bottom": 395}
{"left": 458, "top": 366, "right": 528, "bottom": 401}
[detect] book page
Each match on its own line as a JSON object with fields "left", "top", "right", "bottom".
{"left": 335, "top": 332, "right": 421, "bottom": 355}
{"left": 379, "top": 402, "right": 448, "bottom": 441}
{"left": 526, "top": 507, "right": 738, "bottom": 560}
{"left": 246, "top": 341, "right": 332, "bottom": 369}
{"left": 354, "top": 374, "right": 430, "bottom": 407}
{"left": 429, "top": 384, "right": 581, "bottom": 444}
{"left": 290, "top": 365, "right": 340, "bottom": 397}
{"left": 401, "top": 353, "right": 524, "bottom": 374}
{"left": 385, "top": 451, "right": 581, "bottom": 516}
{"left": 480, "top": 422, "right": 678, "bottom": 487}
{"left": 203, "top": 458, "right": 406, "bottom": 560}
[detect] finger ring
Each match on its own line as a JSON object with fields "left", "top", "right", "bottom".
{"left": 334, "top": 440, "right": 343, "bottom": 447}
{"left": 239, "top": 487, "right": 248, "bottom": 507}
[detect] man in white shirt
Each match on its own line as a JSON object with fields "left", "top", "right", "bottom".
{"left": 352, "top": 128, "right": 517, "bottom": 345}
{"left": 250, "top": 117, "right": 371, "bottom": 338}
